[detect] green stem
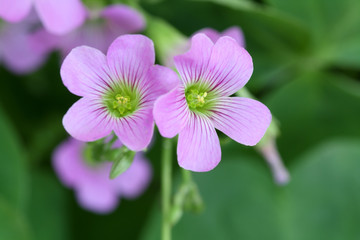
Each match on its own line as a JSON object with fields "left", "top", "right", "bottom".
{"left": 182, "top": 169, "right": 191, "bottom": 184}
{"left": 162, "top": 138, "right": 172, "bottom": 240}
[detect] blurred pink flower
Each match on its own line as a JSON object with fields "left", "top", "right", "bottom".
{"left": 0, "top": 0, "right": 86, "bottom": 35}
{"left": 259, "top": 139, "right": 290, "bottom": 185}
{"left": 58, "top": 4, "right": 145, "bottom": 57}
{"left": 61, "top": 34, "right": 178, "bottom": 151}
{"left": 0, "top": 13, "right": 57, "bottom": 74}
{"left": 53, "top": 137, "right": 152, "bottom": 214}
{"left": 164, "top": 26, "right": 245, "bottom": 68}
{"left": 154, "top": 33, "right": 271, "bottom": 172}
{"left": 195, "top": 26, "right": 245, "bottom": 47}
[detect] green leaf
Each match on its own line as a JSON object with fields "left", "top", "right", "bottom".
{"left": 26, "top": 171, "right": 69, "bottom": 240}
{"left": 283, "top": 139, "right": 360, "bottom": 240}
{"left": 0, "top": 197, "right": 31, "bottom": 240}
{"left": 141, "top": 138, "right": 360, "bottom": 240}
{"left": 0, "top": 106, "right": 28, "bottom": 211}
{"left": 265, "top": 0, "right": 360, "bottom": 68}
{"left": 265, "top": 71, "right": 360, "bottom": 160}
{"left": 192, "top": 0, "right": 255, "bottom": 10}
{"left": 109, "top": 147, "right": 136, "bottom": 179}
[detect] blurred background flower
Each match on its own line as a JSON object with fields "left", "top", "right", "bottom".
{"left": 53, "top": 137, "right": 152, "bottom": 214}
{"left": 0, "top": 0, "right": 87, "bottom": 35}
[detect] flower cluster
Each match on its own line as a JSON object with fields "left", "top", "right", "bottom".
{"left": 2, "top": 0, "right": 273, "bottom": 211}
{"left": 61, "top": 32, "right": 271, "bottom": 172}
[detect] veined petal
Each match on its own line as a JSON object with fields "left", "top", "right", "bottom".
{"left": 34, "top": 0, "right": 86, "bottom": 35}
{"left": 140, "top": 65, "right": 180, "bottom": 108}
{"left": 113, "top": 107, "right": 154, "bottom": 151}
{"left": 101, "top": 5, "right": 145, "bottom": 34}
{"left": 177, "top": 113, "right": 221, "bottom": 172}
{"left": 61, "top": 46, "right": 113, "bottom": 97}
{"left": 211, "top": 97, "right": 271, "bottom": 146}
{"left": 204, "top": 36, "right": 253, "bottom": 96}
{"left": 63, "top": 98, "right": 113, "bottom": 142}
{"left": 107, "top": 34, "right": 155, "bottom": 89}
{"left": 112, "top": 153, "right": 152, "bottom": 199}
{"left": 174, "top": 33, "right": 213, "bottom": 86}
{"left": 153, "top": 86, "right": 190, "bottom": 138}
{"left": 222, "top": 26, "right": 245, "bottom": 47}
{"left": 0, "top": 0, "right": 32, "bottom": 22}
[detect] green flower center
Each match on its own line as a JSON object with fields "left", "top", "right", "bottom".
{"left": 103, "top": 84, "right": 141, "bottom": 118}
{"left": 186, "top": 89, "right": 208, "bottom": 108}
{"left": 185, "top": 84, "right": 214, "bottom": 113}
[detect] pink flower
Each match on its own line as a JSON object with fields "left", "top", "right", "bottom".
{"left": 154, "top": 33, "right": 272, "bottom": 172}
{"left": 59, "top": 4, "right": 145, "bottom": 56}
{"left": 0, "top": 13, "right": 57, "bottom": 74}
{"left": 195, "top": 26, "right": 245, "bottom": 47}
{"left": 164, "top": 26, "right": 245, "bottom": 68}
{"left": 61, "top": 34, "right": 178, "bottom": 151}
{"left": 0, "top": 0, "right": 87, "bottom": 35}
{"left": 53, "top": 137, "right": 152, "bottom": 214}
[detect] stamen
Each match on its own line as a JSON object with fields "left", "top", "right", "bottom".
{"left": 186, "top": 89, "right": 208, "bottom": 110}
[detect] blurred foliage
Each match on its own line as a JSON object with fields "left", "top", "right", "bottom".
{"left": 0, "top": 0, "right": 360, "bottom": 239}
{"left": 141, "top": 138, "right": 360, "bottom": 240}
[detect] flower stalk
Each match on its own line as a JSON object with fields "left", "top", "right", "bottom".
{"left": 162, "top": 138, "right": 173, "bottom": 240}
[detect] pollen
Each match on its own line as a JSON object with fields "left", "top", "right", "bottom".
{"left": 186, "top": 89, "right": 208, "bottom": 109}
{"left": 104, "top": 84, "right": 139, "bottom": 118}
{"left": 112, "top": 94, "right": 132, "bottom": 114}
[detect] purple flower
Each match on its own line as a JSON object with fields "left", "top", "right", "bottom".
{"left": 164, "top": 26, "right": 245, "bottom": 68}
{"left": 195, "top": 26, "right": 245, "bottom": 47}
{"left": 53, "top": 137, "right": 152, "bottom": 214}
{"left": 59, "top": 4, "right": 145, "bottom": 56}
{"left": 0, "top": 0, "right": 87, "bottom": 35}
{"left": 0, "top": 13, "right": 57, "bottom": 74}
{"left": 61, "top": 34, "right": 178, "bottom": 151}
{"left": 154, "top": 33, "right": 272, "bottom": 172}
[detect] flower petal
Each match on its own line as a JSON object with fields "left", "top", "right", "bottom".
{"left": 211, "top": 97, "right": 272, "bottom": 146}
{"left": 0, "top": 23, "right": 48, "bottom": 74}
{"left": 101, "top": 5, "right": 145, "bottom": 34}
{"left": 52, "top": 138, "right": 87, "bottom": 188}
{"left": 60, "top": 46, "right": 113, "bottom": 97}
{"left": 194, "top": 28, "right": 220, "bottom": 43}
{"left": 63, "top": 98, "right": 113, "bottom": 142}
{"left": 177, "top": 113, "right": 221, "bottom": 172}
{"left": 76, "top": 178, "right": 119, "bottom": 214}
{"left": 204, "top": 36, "right": 253, "bottom": 96}
{"left": 34, "top": 0, "right": 86, "bottom": 35}
{"left": 153, "top": 86, "right": 190, "bottom": 138}
{"left": 107, "top": 34, "right": 155, "bottom": 88}
{"left": 174, "top": 33, "right": 213, "bottom": 86}
{"left": 222, "top": 26, "right": 245, "bottom": 47}
{"left": 113, "top": 108, "right": 154, "bottom": 151}
{"left": 140, "top": 65, "right": 181, "bottom": 108}
{"left": 111, "top": 153, "right": 152, "bottom": 198}
{"left": 0, "top": 0, "right": 32, "bottom": 22}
